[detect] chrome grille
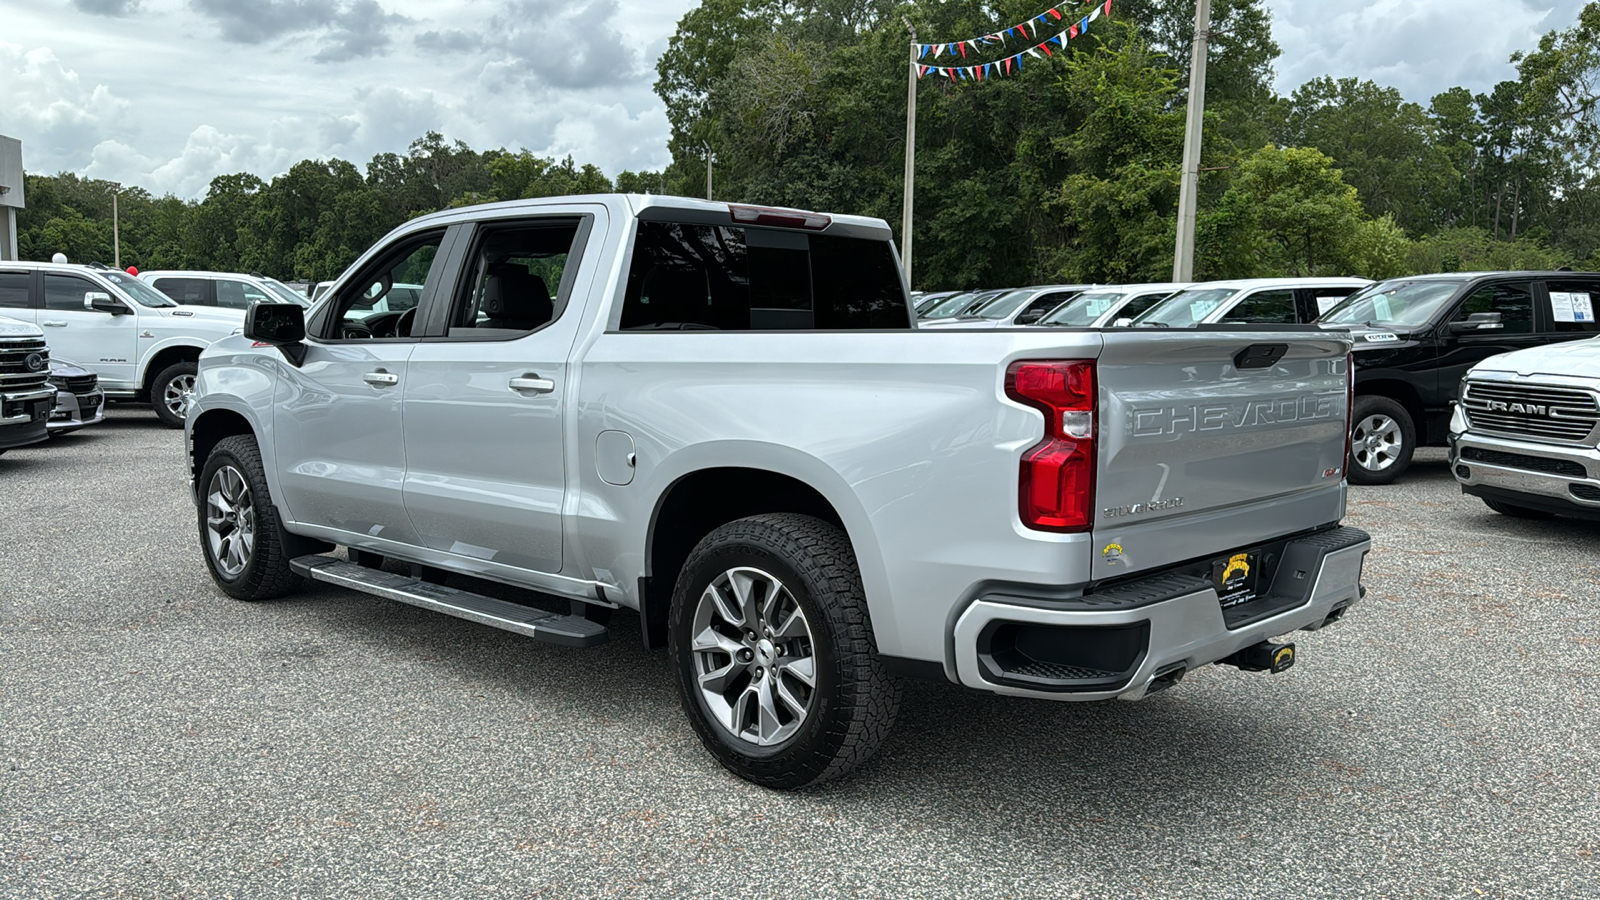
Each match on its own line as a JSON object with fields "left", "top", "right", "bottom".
{"left": 1462, "top": 381, "right": 1600, "bottom": 443}
{"left": 0, "top": 338, "right": 50, "bottom": 392}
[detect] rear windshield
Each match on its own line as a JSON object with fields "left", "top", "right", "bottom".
{"left": 1133, "top": 287, "right": 1238, "bottom": 327}
{"left": 619, "top": 222, "right": 909, "bottom": 330}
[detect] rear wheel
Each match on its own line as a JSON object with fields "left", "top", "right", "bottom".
{"left": 1348, "top": 395, "right": 1415, "bottom": 485}
{"left": 669, "top": 513, "right": 900, "bottom": 790}
{"left": 152, "top": 360, "right": 198, "bottom": 428}
{"left": 198, "top": 435, "right": 303, "bottom": 600}
{"left": 1482, "top": 497, "right": 1555, "bottom": 519}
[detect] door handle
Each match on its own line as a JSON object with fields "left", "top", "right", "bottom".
{"left": 509, "top": 375, "right": 555, "bottom": 394}
{"left": 363, "top": 371, "right": 399, "bottom": 386}
{"left": 42, "top": 321, "right": 67, "bottom": 327}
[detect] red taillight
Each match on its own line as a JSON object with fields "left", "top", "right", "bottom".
{"left": 729, "top": 204, "right": 832, "bottom": 231}
{"left": 1006, "top": 360, "right": 1096, "bottom": 532}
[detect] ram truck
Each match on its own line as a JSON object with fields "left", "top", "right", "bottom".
{"left": 1450, "top": 339, "right": 1600, "bottom": 519}
{"left": 0, "top": 315, "right": 56, "bottom": 455}
{"left": 186, "top": 194, "right": 1372, "bottom": 789}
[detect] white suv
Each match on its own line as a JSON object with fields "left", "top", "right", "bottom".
{"left": 0, "top": 263, "right": 244, "bottom": 427}
{"left": 139, "top": 270, "right": 311, "bottom": 310}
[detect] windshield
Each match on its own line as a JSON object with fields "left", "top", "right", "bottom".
{"left": 974, "top": 289, "right": 1038, "bottom": 320}
{"left": 921, "top": 292, "right": 977, "bottom": 319}
{"left": 1133, "top": 287, "right": 1238, "bottom": 327}
{"left": 101, "top": 272, "right": 176, "bottom": 307}
{"left": 1041, "top": 290, "right": 1125, "bottom": 326}
{"left": 1321, "top": 279, "right": 1466, "bottom": 328}
{"left": 263, "top": 278, "right": 311, "bottom": 307}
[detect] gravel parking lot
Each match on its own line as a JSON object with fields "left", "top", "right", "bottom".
{"left": 3, "top": 407, "right": 1597, "bottom": 898}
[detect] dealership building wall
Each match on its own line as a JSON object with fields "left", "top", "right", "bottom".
{"left": 0, "top": 135, "right": 23, "bottom": 261}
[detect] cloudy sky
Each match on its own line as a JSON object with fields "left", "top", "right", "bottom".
{"left": 0, "top": 0, "right": 1590, "bottom": 200}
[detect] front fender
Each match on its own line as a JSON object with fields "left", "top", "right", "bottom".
{"left": 188, "top": 348, "right": 283, "bottom": 515}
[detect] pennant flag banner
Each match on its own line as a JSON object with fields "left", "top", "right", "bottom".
{"left": 916, "top": 0, "right": 1109, "bottom": 62}
{"left": 917, "top": 0, "right": 1112, "bottom": 81}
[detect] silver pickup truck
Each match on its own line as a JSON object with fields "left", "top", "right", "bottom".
{"left": 187, "top": 194, "right": 1371, "bottom": 788}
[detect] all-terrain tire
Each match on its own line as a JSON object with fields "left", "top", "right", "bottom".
{"left": 151, "top": 360, "right": 198, "bottom": 428}
{"left": 669, "top": 513, "right": 900, "bottom": 790}
{"left": 197, "top": 434, "right": 304, "bottom": 601}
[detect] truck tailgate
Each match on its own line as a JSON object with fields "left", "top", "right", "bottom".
{"left": 1092, "top": 329, "right": 1351, "bottom": 581}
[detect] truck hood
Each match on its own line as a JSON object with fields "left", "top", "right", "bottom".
{"left": 0, "top": 315, "right": 44, "bottom": 338}
{"left": 1471, "top": 336, "right": 1600, "bottom": 379}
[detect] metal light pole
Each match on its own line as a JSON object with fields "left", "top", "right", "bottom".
{"left": 1172, "top": 0, "right": 1212, "bottom": 282}
{"left": 110, "top": 182, "right": 122, "bottom": 269}
{"left": 900, "top": 16, "right": 917, "bottom": 287}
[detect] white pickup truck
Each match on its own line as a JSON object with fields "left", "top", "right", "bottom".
{"left": 187, "top": 195, "right": 1371, "bottom": 788}
{"left": 0, "top": 262, "right": 243, "bottom": 426}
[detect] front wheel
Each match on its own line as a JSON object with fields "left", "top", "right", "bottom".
{"left": 198, "top": 435, "right": 304, "bottom": 600}
{"left": 669, "top": 513, "right": 900, "bottom": 790}
{"left": 1348, "top": 395, "right": 1416, "bottom": 485}
{"left": 152, "top": 360, "right": 198, "bottom": 428}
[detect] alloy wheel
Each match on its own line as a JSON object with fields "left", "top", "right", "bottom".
{"left": 690, "top": 566, "right": 817, "bottom": 747}
{"left": 164, "top": 373, "right": 196, "bottom": 420}
{"left": 206, "top": 464, "right": 256, "bottom": 578}
{"left": 1353, "top": 413, "right": 1402, "bottom": 473}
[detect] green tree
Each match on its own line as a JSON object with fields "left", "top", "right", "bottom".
{"left": 1207, "top": 145, "right": 1367, "bottom": 277}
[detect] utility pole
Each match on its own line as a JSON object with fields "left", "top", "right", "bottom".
{"left": 110, "top": 182, "right": 122, "bottom": 269}
{"left": 900, "top": 16, "right": 917, "bottom": 287}
{"left": 703, "top": 142, "right": 713, "bottom": 201}
{"left": 1172, "top": 0, "right": 1211, "bottom": 282}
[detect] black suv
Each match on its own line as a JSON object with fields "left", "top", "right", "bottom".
{"left": 1320, "top": 271, "right": 1600, "bottom": 484}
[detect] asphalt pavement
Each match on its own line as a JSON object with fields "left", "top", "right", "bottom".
{"left": 2, "top": 407, "right": 1596, "bottom": 898}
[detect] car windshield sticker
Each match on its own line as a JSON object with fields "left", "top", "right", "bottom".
{"left": 1374, "top": 294, "right": 1393, "bottom": 321}
{"left": 1189, "top": 299, "right": 1219, "bottom": 320}
{"left": 1315, "top": 295, "right": 1345, "bottom": 315}
{"left": 1551, "top": 291, "right": 1594, "bottom": 323}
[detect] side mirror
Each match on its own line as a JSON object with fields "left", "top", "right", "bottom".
{"left": 1449, "top": 311, "right": 1503, "bottom": 334}
{"left": 244, "top": 302, "right": 307, "bottom": 366}
{"left": 84, "top": 291, "right": 129, "bottom": 315}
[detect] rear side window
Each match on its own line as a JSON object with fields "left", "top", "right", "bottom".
{"left": 153, "top": 277, "right": 208, "bottom": 305}
{"left": 1544, "top": 280, "right": 1600, "bottom": 333}
{"left": 1454, "top": 282, "right": 1533, "bottom": 334}
{"left": 216, "top": 279, "right": 272, "bottom": 309}
{"left": 0, "top": 272, "right": 28, "bottom": 309}
{"left": 620, "top": 222, "right": 909, "bottom": 331}
{"left": 1219, "top": 289, "right": 1298, "bottom": 324}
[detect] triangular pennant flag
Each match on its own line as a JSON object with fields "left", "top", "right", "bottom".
{"left": 958, "top": 41, "right": 967, "bottom": 58}
{"left": 1104, "top": 0, "right": 1112, "bottom": 14}
{"left": 1070, "top": 24, "right": 1078, "bottom": 38}
{"left": 1004, "top": 56, "right": 1013, "bottom": 75}
{"left": 1049, "top": 8, "right": 1062, "bottom": 19}
{"left": 933, "top": 44, "right": 943, "bottom": 58}
{"left": 1080, "top": 15, "right": 1090, "bottom": 31}
{"left": 918, "top": 65, "right": 928, "bottom": 78}
{"left": 1089, "top": 6, "right": 1101, "bottom": 22}
{"left": 1026, "top": 47, "right": 1042, "bottom": 58}
{"left": 1041, "top": 41, "right": 1052, "bottom": 56}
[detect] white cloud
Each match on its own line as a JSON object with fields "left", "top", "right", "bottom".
{"left": 1265, "top": 0, "right": 1588, "bottom": 101}
{"left": 0, "top": 42, "right": 132, "bottom": 164}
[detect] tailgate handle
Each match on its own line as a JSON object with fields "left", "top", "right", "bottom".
{"left": 1234, "top": 343, "right": 1289, "bottom": 370}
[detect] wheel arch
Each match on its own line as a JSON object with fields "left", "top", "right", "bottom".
{"left": 139, "top": 344, "right": 204, "bottom": 396}
{"left": 637, "top": 456, "right": 887, "bottom": 651}
{"left": 1355, "top": 378, "right": 1426, "bottom": 435}
{"left": 189, "top": 407, "right": 256, "bottom": 487}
